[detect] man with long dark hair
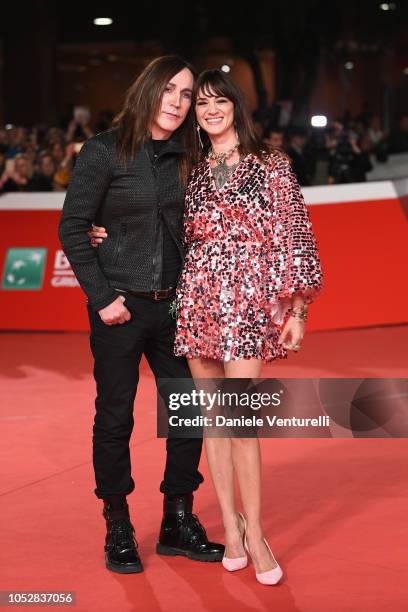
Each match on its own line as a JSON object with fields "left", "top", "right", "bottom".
{"left": 58, "top": 56, "right": 224, "bottom": 574}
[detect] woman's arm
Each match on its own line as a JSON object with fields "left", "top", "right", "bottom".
{"left": 265, "top": 153, "right": 323, "bottom": 350}
{"left": 268, "top": 153, "right": 324, "bottom": 306}
{"left": 278, "top": 292, "right": 307, "bottom": 351}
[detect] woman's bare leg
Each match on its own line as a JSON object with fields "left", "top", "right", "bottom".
{"left": 188, "top": 357, "right": 244, "bottom": 558}
{"left": 224, "top": 358, "right": 278, "bottom": 573}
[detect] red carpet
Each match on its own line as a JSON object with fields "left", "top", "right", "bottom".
{"left": 1, "top": 326, "right": 407, "bottom": 611}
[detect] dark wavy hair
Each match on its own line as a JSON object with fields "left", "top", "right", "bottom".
{"left": 113, "top": 55, "right": 199, "bottom": 184}
{"left": 194, "top": 69, "right": 287, "bottom": 162}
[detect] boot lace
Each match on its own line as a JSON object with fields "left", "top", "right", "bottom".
{"left": 109, "top": 519, "right": 138, "bottom": 550}
{"left": 182, "top": 513, "right": 208, "bottom": 544}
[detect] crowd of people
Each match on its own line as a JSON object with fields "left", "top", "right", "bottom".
{"left": 262, "top": 113, "right": 408, "bottom": 186}
{"left": 0, "top": 108, "right": 112, "bottom": 195}
{"left": 0, "top": 125, "right": 77, "bottom": 194}
{"left": 1, "top": 108, "right": 407, "bottom": 193}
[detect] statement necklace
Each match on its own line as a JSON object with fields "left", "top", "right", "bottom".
{"left": 208, "top": 142, "right": 240, "bottom": 166}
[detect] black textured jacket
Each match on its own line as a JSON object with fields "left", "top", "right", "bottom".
{"left": 58, "top": 128, "right": 186, "bottom": 311}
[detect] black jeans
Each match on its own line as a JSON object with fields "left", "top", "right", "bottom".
{"left": 87, "top": 293, "right": 204, "bottom": 499}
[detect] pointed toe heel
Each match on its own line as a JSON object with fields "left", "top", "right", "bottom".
{"left": 222, "top": 555, "right": 248, "bottom": 571}
{"left": 255, "top": 562, "right": 283, "bottom": 585}
{"left": 222, "top": 512, "right": 248, "bottom": 572}
{"left": 245, "top": 533, "right": 283, "bottom": 585}
{"left": 255, "top": 538, "right": 283, "bottom": 585}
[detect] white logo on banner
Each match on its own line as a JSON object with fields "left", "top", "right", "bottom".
{"left": 51, "top": 251, "right": 79, "bottom": 288}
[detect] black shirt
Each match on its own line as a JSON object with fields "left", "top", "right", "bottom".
{"left": 151, "top": 139, "right": 182, "bottom": 289}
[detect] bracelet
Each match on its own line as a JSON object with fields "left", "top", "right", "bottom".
{"left": 290, "top": 304, "right": 308, "bottom": 313}
{"left": 289, "top": 306, "right": 308, "bottom": 321}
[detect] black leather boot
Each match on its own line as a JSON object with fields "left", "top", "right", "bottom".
{"left": 103, "top": 496, "right": 143, "bottom": 574}
{"left": 156, "top": 493, "right": 224, "bottom": 562}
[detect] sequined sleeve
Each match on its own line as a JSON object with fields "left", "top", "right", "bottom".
{"left": 264, "top": 153, "right": 324, "bottom": 319}
{"left": 181, "top": 163, "right": 201, "bottom": 250}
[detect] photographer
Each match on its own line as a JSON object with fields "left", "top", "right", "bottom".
{"left": 285, "top": 127, "right": 314, "bottom": 186}
{"left": 327, "top": 122, "right": 369, "bottom": 184}
{"left": 350, "top": 133, "right": 374, "bottom": 183}
{"left": 66, "top": 105, "right": 94, "bottom": 143}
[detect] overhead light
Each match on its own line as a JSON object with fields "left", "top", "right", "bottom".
{"left": 344, "top": 61, "right": 354, "bottom": 70}
{"left": 221, "top": 64, "right": 231, "bottom": 73}
{"left": 93, "top": 17, "right": 113, "bottom": 26}
{"left": 311, "top": 115, "right": 327, "bottom": 128}
{"left": 380, "top": 2, "right": 396, "bottom": 10}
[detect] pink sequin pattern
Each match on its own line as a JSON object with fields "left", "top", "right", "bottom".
{"left": 174, "top": 151, "right": 323, "bottom": 362}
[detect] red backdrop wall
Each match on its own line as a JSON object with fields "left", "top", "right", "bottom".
{"left": 1, "top": 180, "right": 407, "bottom": 332}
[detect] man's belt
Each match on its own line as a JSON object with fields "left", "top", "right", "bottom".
{"left": 125, "top": 288, "right": 176, "bottom": 301}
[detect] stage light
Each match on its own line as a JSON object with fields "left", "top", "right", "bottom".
{"left": 93, "top": 17, "right": 113, "bottom": 26}
{"left": 380, "top": 2, "right": 396, "bottom": 10}
{"left": 221, "top": 65, "right": 231, "bottom": 73}
{"left": 311, "top": 115, "right": 327, "bottom": 128}
{"left": 344, "top": 61, "right": 354, "bottom": 70}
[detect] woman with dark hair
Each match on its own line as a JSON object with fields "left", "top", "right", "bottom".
{"left": 59, "top": 56, "right": 224, "bottom": 575}
{"left": 173, "top": 70, "right": 323, "bottom": 585}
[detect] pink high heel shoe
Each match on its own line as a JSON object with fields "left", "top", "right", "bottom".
{"left": 222, "top": 512, "right": 248, "bottom": 572}
{"left": 244, "top": 533, "right": 283, "bottom": 585}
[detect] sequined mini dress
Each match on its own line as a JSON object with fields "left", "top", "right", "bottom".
{"left": 173, "top": 151, "right": 323, "bottom": 362}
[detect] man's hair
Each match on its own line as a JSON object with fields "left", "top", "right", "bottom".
{"left": 113, "top": 55, "right": 199, "bottom": 185}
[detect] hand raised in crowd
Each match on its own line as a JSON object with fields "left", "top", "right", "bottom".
{"left": 64, "top": 142, "right": 76, "bottom": 162}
